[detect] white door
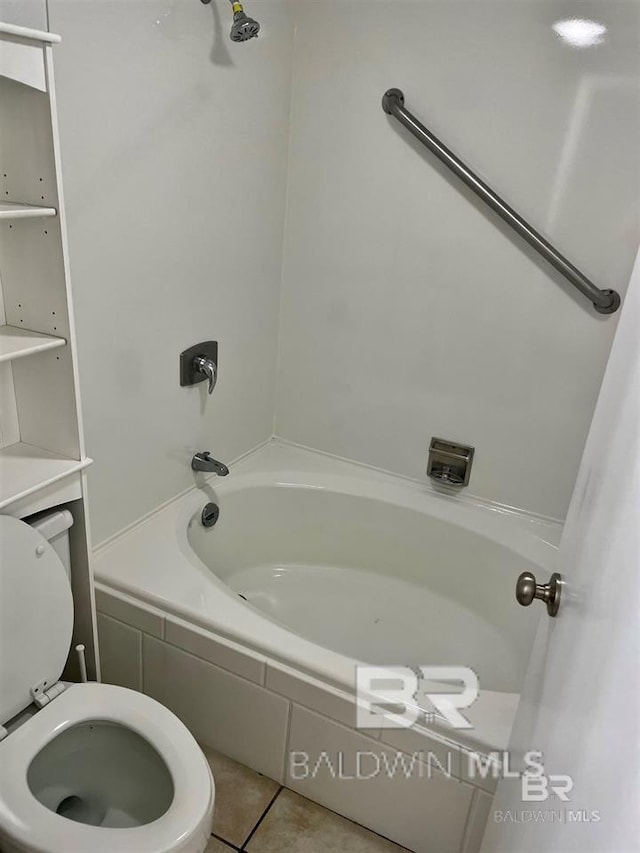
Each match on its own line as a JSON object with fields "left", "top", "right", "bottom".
{"left": 480, "top": 247, "right": 640, "bottom": 853}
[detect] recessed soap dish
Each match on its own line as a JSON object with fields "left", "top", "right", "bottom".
{"left": 427, "top": 438, "right": 474, "bottom": 488}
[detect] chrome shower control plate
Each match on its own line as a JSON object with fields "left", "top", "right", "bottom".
{"left": 180, "top": 341, "right": 218, "bottom": 390}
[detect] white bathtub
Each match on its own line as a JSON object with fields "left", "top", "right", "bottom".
{"left": 94, "top": 441, "right": 561, "bottom": 852}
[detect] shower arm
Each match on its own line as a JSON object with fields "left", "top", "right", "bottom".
{"left": 381, "top": 88, "right": 620, "bottom": 315}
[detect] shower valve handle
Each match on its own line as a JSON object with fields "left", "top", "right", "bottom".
{"left": 516, "top": 571, "right": 562, "bottom": 617}
{"left": 193, "top": 355, "right": 217, "bottom": 395}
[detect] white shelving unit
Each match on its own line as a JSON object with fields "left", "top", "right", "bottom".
{"left": 0, "top": 443, "right": 91, "bottom": 511}
{"left": 0, "top": 22, "right": 99, "bottom": 680}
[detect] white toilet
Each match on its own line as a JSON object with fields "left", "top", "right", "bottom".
{"left": 0, "top": 514, "right": 215, "bottom": 853}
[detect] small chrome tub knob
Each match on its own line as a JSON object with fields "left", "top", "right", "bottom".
{"left": 516, "top": 571, "right": 562, "bottom": 617}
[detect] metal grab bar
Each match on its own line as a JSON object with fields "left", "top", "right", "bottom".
{"left": 381, "top": 88, "right": 620, "bottom": 315}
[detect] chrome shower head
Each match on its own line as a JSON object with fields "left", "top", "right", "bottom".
{"left": 230, "top": 3, "right": 260, "bottom": 42}
{"left": 200, "top": 0, "right": 260, "bottom": 43}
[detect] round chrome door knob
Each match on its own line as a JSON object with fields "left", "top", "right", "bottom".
{"left": 516, "top": 571, "right": 562, "bottom": 617}
{"left": 515, "top": 572, "right": 537, "bottom": 606}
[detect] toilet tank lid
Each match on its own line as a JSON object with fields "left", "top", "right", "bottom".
{"left": 27, "top": 508, "right": 74, "bottom": 542}
{"left": 0, "top": 515, "right": 73, "bottom": 727}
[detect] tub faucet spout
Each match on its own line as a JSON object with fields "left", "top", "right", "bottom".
{"left": 192, "top": 452, "right": 229, "bottom": 476}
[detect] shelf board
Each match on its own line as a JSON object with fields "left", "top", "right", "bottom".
{"left": 0, "top": 325, "right": 66, "bottom": 364}
{"left": 0, "top": 201, "right": 57, "bottom": 220}
{"left": 0, "top": 22, "right": 61, "bottom": 44}
{"left": 0, "top": 442, "right": 91, "bottom": 511}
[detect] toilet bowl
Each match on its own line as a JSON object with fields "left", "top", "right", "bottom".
{"left": 0, "top": 683, "right": 214, "bottom": 853}
{"left": 0, "top": 515, "right": 215, "bottom": 853}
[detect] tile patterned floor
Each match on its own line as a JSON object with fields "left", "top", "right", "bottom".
{"left": 203, "top": 747, "right": 410, "bottom": 852}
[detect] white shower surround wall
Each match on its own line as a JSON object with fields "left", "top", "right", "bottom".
{"left": 0, "top": 0, "right": 634, "bottom": 544}
{"left": 275, "top": 0, "right": 640, "bottom": 522}
{"left": 46, "top": 0, "right": 295, "bottom": 544}
{"left": 94, "top": 442, "right": 561, "bottom": 853}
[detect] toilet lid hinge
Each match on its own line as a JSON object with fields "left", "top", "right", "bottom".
{"left": 31, "top": 679, "right": 66, "bottom": 709}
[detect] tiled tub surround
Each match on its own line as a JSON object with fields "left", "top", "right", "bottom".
{"left": 97, "top": 595, "right": 490, "bottom": 853}
{"left": 94, "top": 442, "right": 561, "bottom": 853}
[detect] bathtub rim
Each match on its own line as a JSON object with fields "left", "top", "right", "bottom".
{"left": 95, "top": 439, "right": 563, "bottom": 557}
{"left": 93, "top": 441, "right": 562, "bottom": 755}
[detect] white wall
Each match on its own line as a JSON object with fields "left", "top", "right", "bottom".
{"left": 47, "top": 0, "right": 294, "bottom": 543}
{"left": 4, "top": 0, "right": 637, "bottom": 539}
{"left": 275, "top": 0, "right": 640, "bottom": 519}
{"left": 0, "top": 0, "right": 47, "bottom": 30}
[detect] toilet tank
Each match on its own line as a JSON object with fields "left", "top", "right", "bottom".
{"left": 27, "top": 509, "right": 74, "bottom": 579}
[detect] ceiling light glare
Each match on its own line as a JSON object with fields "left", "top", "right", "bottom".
{"left": 552, "top": 18, "right": 607, "bottom": 48}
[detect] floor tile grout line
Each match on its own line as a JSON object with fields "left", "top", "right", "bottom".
{"left": 211, "top": 831, "right": 241, "bottom": 850}
{"left": 239, "top": 785, "right": 284, "bottom": 850}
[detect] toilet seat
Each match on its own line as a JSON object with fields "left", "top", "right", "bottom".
{"left": 0, "top": 682, "right": 214, "bottom": 853}
{"left": 0, "top": 516, "right": 74, "bottom": 725}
